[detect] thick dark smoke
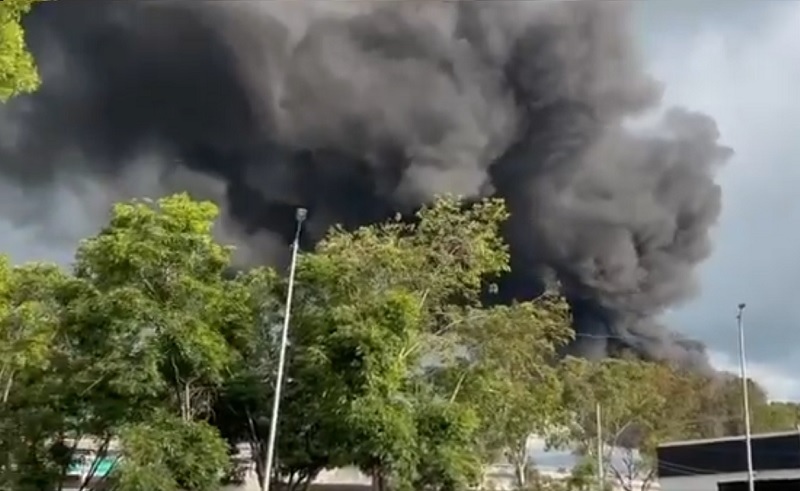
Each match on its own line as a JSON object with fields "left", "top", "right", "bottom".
{"left": 0, "top": 0, "right": 731, "bottom": 368}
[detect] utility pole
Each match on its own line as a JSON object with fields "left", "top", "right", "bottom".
{"left": 596, "top": 402, "right": 604, "bottom": 491}
{"left": 737, "top": 303, "right": 755, "bottom": 491}
{"left": 262, "top": 208, "right": 307, "bottom": 491}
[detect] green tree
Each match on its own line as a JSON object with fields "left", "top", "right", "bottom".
{"left": 683, "top": 374, "right": 771, "bottom": 438}
{"left": 212, "top": 267, "right": 308, "bottom": 489}
{"left": 0, "top": 0, "right": 42, "bottom": 101}
{"left": 438, "top": 297, "right": 573, "bottom": 489}
{"left": 559, "top": 358, "right": 682, "bottom": 491}
{"left": 291, "top": 197, "right": 512, "bottom": 489}
{"left": 33, "top": 193, "right": 268, "bottom": 489}
{"left": 224, "top": 196, "right": 518, "bottom": 491}
{"left": 72, "top": 194, "right": 262, "bottom": 421}
{"left": 0, "top": 192, "right": 580, "bottom": 491}
{"left": 2, "top": 193, "right": 266, "bottom": 490}
{"left": 755, "top": 401, "right": 800, "bottom": 432}
{"left": 110, "top": 412, "right": 229, "bottom": 491}
{"left": 0, "top": 258, "right": 65, "bottom": 406}
{"left": 0, "top": 259, "right": 79, "bottom": 490}
{"left": 413, "top": 395, "right": 482, "bottom": 491}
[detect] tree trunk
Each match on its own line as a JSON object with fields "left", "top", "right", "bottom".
{"left": 1, "top": 370, "right": 13, "bottom": 404}
{"left": 181, "top": 382, "right": 191, "bottom": 421}
{"left": 508, "top": 442, "right": 528, "bottom": 489}
{"left": 514, "top": 462, "right": 526, "bottom": 489}
{"left": 371, "top": 467, "right": 387, "bottom": 491}
{"left": 300, "top": 477, "right": 314, "bottom": 491}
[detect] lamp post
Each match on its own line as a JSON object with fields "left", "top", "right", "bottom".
{"left": 262, "top": 207, "right": 307, "bottom": 491}
{"left": 596, "top": 402, "right": 604, "bottom": 491}
{"left": 737, "top": 303, "right": 755, "bottom": 491}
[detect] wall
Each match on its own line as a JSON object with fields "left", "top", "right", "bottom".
{"left": 660, "top": 469, "right": 800, "bottom": 491}
{"left": 657, "top": 433, "right": 800, "bottom": 478}
{"left": 221, "top": 467, "right": 372, "bottom": 491}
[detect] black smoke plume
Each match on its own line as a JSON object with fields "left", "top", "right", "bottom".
{"left": 0, "top": 0, "right": 731, "bottom": 368}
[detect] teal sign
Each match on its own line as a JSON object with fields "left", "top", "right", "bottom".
{"left": 68, "top": 456, "right": 117, "bottom": 477}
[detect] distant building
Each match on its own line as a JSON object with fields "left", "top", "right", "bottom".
{"left": 657, "top": 430, "right": 800, "bottom": 491}
{"left": 59, "top": 438, "right": 120, "bottom": 490}
{"left": 224, "top": 442, "right": 657, "bottom": 491}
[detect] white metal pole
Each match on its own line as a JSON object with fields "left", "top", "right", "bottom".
{"left": 262, "top": 208, "right": 307, "bottom": 491}
{"left": 737, "top": 303, "right": 755, "bottom": 491}
{"left": 596, "top": 402, "right": 604, "bottom": 491}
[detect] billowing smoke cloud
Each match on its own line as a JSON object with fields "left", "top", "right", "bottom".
{"left": 0, "top": 0, "right": 731, "bottom": 368}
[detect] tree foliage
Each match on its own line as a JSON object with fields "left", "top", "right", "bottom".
{"left": 1, "top": 194, "right": 269, "bottom": 490}
{"left": 0, "top": 0, "right": 42, "bottom": 101}
{"left": 72, "top": 195, "right": 265, "bottom": 421}
{"left": 441, "top": 298, "right": 572, "bottom": 489}
{"left": 110, "top": 412, "right": 229, "bottom": 491}
{"left": 1, "top": 192, "right": 797, "bottom": 491}
{"left": 556, "top": 356, "right": 800, "bottom": 491}
{"left": 0, "top": 6, "right": 796, "bottom": 489}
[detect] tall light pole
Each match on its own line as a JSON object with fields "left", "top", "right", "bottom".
{"left": 262, "top": 207, "right": 307, "bottom": 491}
{"left": 596, "top": 402, "right": 604, "bottom": 491}
{"left": 737, "top": 303, "right": 755, "bottom": 491}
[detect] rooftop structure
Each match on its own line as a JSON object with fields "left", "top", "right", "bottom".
{"left": 657, "top": 430, "right": 800, "bottom": 491}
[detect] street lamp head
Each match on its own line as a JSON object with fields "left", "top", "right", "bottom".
{"left": 296, "top": 207, "right": 308, "bottom": 222}
{"left": 738, "top": 303, "right": 746, "bottom": 310}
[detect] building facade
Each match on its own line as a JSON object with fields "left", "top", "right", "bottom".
{"left": 657, "top": 431, "right": 800, "bottom": 491}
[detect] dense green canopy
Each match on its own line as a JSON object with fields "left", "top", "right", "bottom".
{"left": 1, "top": 193, "right": 796, "bottom": 491}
